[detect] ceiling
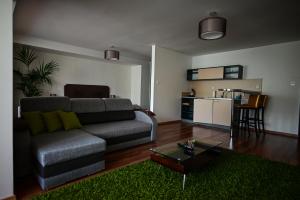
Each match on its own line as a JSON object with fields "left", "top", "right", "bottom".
{"left": 14, "top": 0, "right": 300, "bottom": 58}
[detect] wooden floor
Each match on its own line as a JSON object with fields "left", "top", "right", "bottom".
{"left": 15, "top": 122, "right": 300, "bottom": 199}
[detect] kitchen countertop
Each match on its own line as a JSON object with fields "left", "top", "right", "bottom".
{"left": 182, "top": 96, "right": 232, "bottom": 100}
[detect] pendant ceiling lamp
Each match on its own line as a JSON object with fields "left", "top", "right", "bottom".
{"left": 104, "top": 46, "right": 120, "bottom": 61}
{"left": 199, "top": 12, "right": 227, "bottom": 40}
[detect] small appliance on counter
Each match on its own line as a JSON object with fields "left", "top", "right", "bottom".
{"left": 182, "top": 88, "right": 196, "bottom": 97}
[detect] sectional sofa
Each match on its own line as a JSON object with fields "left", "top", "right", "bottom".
{"left": 14, "top": 97, "right": 157, "bottom": 190}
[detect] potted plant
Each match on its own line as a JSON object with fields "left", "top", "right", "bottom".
{"left": 14, "top": 46, "right": 59, "bottom": 97}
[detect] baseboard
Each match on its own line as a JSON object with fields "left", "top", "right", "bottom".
{"left": 158, "top": 120, "right": 182, "bottom": 125}
{"left": 2, "top": 194, "right": 16, "bottom": 200}
{"left": 265, "top": 130, "right": 299, "bottom": 139}
{"left": 246, "top": 127, "right": 298, "bottom": 138}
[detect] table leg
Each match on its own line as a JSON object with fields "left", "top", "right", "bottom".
{"left": 182, "top": 174, "right": 186, "bottom": 190}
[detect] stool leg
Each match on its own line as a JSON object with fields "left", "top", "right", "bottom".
{"left": 261, "top": 108, "right": 265, "bottom": 134}
{"left": 256, "top": 109, "right": 261, "bottom": 134}
{"left": 241, "top": 109, "right": 245, "bottom": 133}
{"left": 254, "top": 109, "right": 259, "bottom": 138}
{"left": 246, "top": 109, "right": 250, "bottom": 136}
{"left": 237, "top": 109, "right": 242, "bottom": 133}
{"left": 243, "top": 109, "right": 247, "bottom": 133}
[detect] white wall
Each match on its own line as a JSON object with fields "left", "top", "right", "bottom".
{"left": 140, "top": 62, "right": 151, "bottom": 108}
{"left": 151, "top": 45, "right": 192, "bottom": 122}
{"left": 130, "top": 65, "right": 142, "bottom": 105}
{"left": 0, "top": 0, "right": 14, "bottom": 199}
{"left": 13, "top": 49, "right": 144, "bottom": 115}
{"left": 14, "top": 35, "right": 151, "bottom": 109}
{"left": 192, "top": 41, "right": 300, "bottom": 135}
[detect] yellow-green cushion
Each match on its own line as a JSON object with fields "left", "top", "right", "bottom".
{"left": 22, "top": 111, "right": 46, "bottom": 135}
{"left": 42, "top": 111, "right": 63, "bottom": 132}
{"left": 58, "top": 111, "right": 82, "bottom": 130}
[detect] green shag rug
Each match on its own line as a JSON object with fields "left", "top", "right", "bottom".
{"left": 32, "top": 152, "right": 300, "bottom": 200}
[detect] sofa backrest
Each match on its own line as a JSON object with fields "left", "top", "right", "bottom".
{"left": 20, "top": 97, "right": 71, "bottom": 113}
{"left": 20, "top": 97, "right": 135, "bottom": 124}
{"left": 70, "top": 98, "right": 107, "bottom": 125}
{"left": 71, "top": 98, "right": 135, "bottom": 124}
{"left": 103, "top": 98, "right": 135, "bottom": 122}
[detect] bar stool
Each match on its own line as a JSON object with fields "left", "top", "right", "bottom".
{"left": 237, "top": 94, "right": 261, "bottom": 137}
{"left": 258, "top": 95, "right": 268, "bottom": 134}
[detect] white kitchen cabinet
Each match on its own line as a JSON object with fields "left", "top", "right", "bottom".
{"left": 193, "top": 99, "right": 213, "bottom": 123}
{"left": 212, "top": 99, "right": 232, "bottom": 126}
{"left": 193, "top": 98, "right": 232, "bottom": 126}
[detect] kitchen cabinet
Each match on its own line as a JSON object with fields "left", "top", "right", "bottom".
{"left": 223, "top": 65, "right": 243, "bottom": 79}
{"left": 212, "top": 99, "right": 232, "bottom": 126}
{"left": 187, "top": 65, "right": 243, "bottom": 81}
{"left": 193, "top": 98, "right": 232, "bottom": 126}
{"left": 198, "top": 67, "right": 224, "bottom": 80}
{"left": 193, "top": 99, "right": 213, "bottom": 123}
{"left": 181, "top": 97, "right": 194, "bottom": 120}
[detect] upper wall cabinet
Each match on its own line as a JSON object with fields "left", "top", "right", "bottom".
{"left": 187, "top": 65, "right": 243, "bottom": 81}
{"left": 198, "top": 67, "right": 224, "bottom": 80}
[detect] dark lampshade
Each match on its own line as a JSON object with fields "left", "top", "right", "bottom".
{"left": 199, "top": 16, "right": 227, "bottom": 40}
{"left": 104, "top": 49, "right": 120, "bottom": 61}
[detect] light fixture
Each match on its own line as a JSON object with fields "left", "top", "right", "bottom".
{"left": 199, "top": 12, "right": 227, "bottom": 40}
{"left": 104, "top": 46, "right": 120, "bottom": 61}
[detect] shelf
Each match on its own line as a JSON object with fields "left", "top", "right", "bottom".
{"left": 224, "top": 71, "right": 239, "bottom": 74}
{"left": 182, "top": 111, "right": 193, "bottom": 114}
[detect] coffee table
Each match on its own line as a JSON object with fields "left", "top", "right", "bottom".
{"left": 150, "top": 138, "right": 222, "bottom": 190}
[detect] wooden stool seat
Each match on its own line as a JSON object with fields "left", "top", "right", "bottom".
{"left": 237, "top": 95, "right": 261, "bottom": 137}
{"left": 237, "top": 94, "right": 268, "bottom": 137}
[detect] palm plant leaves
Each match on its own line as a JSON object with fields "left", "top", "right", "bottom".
{"left": 14, "top": 46, "right": 59, "bottom": 97}
{"left": 13, "top": 69, "right": 23, "bottom": 77}
{"left": 14, "top": 46, "right": 37, "bottom": 68}
{"left": 33, "top": 61, "right": 59, "bottom": 85}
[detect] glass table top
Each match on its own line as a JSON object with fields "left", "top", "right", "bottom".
{"left": 150, "top": 138, "right": 222, "bottom": 162}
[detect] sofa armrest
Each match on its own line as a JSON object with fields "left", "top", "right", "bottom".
{"left": 134, "top": 111, "right": 157, "bottom": 141}
{"left": 13, "top": 119, "right": 33, "bottom": 178}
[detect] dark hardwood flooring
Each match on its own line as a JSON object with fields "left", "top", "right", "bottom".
{"left": 15, "top": 122, "right": 300, "bottom": 199}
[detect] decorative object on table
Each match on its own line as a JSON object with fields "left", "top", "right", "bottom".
{"left": 199, "top": 12, "right": 227, "bottom": 40}
{"left": 14, "top": 46, "right": 59, "bottom": 97}
{"left": 104, "top": 46, "right": 120, "bottom": 61}
{"left": 177, "top": 139, "right": 196, "bottom": 155}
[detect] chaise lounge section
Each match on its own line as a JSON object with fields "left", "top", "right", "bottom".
{"left": 73, "top": 98, "right": 155, "bottom": 151}
{"left": 14, "top": 96, "right": 157, "bottom": 190}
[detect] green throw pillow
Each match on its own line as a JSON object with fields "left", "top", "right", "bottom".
{"left": 22, "top": 111, "right": 46, "bottom": 135}
{"left": 42, "top": 111, "right": 63, "bottom": 132}
{"left": 58, "top": 111, "right": 82, "bottom": 130}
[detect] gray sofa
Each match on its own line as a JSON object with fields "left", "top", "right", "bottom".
{"left": 14, "top": 97, "right": 157, "bottom": 190}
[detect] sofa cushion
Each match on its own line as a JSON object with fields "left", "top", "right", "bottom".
{"left": 104, "top": 98, "right": 135, "bottom": 121}
{"left": 82, "top": 120, "right": 152, "bottom": 143}
{"left": 70, "top": 98, "right": 105, "bottom": 113}
{"left": 42, "top": 111, "right": 63, "bottom": 133}
{"left": 20, "top": 97, "right": 71, "bottom": 112}
{"left": 76, "top": 112, "right": 107, "bottom": 125}
{"left": 31, "top": 129, "right": 106, "bottom": 167}
{"left": 71, "top": 98, "right": 107, "bottom": 124}
{"left": 22, "top": 111, "right": 46, "bottom": 135}
{"left": 58, "top": 111, "right": 82, "bottom": 130}
{"left": 105, "top": 111, "right": 135, "bottom": 122}
{"left": 104, "top": 98, "right": 133, "bottom": 111}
